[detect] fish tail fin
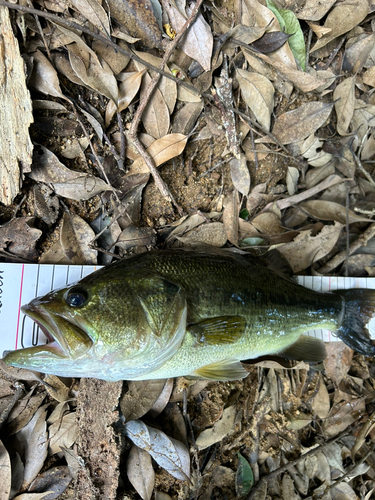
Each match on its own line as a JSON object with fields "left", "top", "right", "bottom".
{"left": 334, "top": 289, "right": 375, "bottom": 356}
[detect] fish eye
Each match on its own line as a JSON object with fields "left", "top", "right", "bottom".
{"left": 65, "top": 286, "right": 89, "bottom": 307}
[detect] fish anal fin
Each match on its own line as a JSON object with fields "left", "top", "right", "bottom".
{"left": 192, "top": 359, "right": 248, "bottom": 381}
{"left": 188, "top": 316, "right": 246, "bottom": 346}
{"left": 279, "top": 335, "right": 326, "bottom": 362}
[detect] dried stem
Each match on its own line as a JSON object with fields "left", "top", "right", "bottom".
{"left": 128, "top": 0, "right": 205, "bottom": 215}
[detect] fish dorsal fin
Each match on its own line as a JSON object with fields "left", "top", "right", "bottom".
{"left": 192, "top": 359, "right": 248, "bottom": 381}
{"left": 279, "top": 335, "right": 326, "bottom": 362}
{"left": 188, "top": 316, "right": 246, "bottom": 346}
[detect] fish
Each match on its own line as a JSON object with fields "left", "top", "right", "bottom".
{"left": 3, "top": 249, "right": 375, "bottom": 381}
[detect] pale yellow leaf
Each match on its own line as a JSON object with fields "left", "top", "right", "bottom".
{"left": 105, "top": 70, "right": 146, "bottom": 126}
{"left": 128, "top": 134, "right": 188, "bottom": 174}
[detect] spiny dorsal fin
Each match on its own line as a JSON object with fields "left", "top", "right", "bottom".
{"left": 279, "top": 335, "right": 326, "bottom": 362}
{"left": 188, "top": 316, "right": 246, "bottom": 346}
{"left": 192, "top": 359, "right": 248, "bottom": 381}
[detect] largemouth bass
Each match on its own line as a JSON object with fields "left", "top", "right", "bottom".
{"left": 3, "top": 250, "right": 375, "bottom": 381}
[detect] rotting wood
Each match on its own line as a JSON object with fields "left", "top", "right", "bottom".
{"left": 0, "top": 6, "right": 33, "bottom": 205}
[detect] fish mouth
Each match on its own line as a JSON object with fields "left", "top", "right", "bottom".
{"left": 21, "top": 300, "right": 94, "bottom": 359}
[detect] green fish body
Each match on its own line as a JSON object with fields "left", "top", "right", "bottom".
{"left": 3, "top": 250, "right": 375, "bottom": 381}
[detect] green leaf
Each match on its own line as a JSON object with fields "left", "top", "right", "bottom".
{"left": 266, "top": 0, "right": 306, "bottom": 70}
{"left": 236, "top": 452, "right": 254, "bottom": 497}
{"left": 239, "top": 208, "right": 250, "bottom": 220}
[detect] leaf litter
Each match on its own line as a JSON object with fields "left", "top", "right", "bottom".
{"left": 1, "top": 0, "right": 375, "bottom": 498}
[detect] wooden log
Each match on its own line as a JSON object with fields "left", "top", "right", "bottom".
{"left": 0, "top": 6, "right": 33, "bottom": 205}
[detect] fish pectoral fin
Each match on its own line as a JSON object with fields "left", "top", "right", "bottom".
{"left": 192, "top": 359, "right": 248, "bottom": 381}
{"left": 279, "top": 335, "right": 326, "bottom": 362}
{"left": 188, "top": 316, "right": 246, "bottom": 346}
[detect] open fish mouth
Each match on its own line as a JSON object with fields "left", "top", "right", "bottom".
{"left": 21, "top": 304, "right": 69, "bottom": 358}
{"left": 3, "top": 301, "right": 94, "bottom": 371}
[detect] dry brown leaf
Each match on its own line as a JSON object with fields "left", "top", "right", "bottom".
{"left": 195, "top": 406, "right": 236, "bottom": 451}
{"left": 148, "top": 379, "right": 174, "bottom": 418}
{"left": 286, "top": 167, "right": 299, "bottom": 196}
{"left": 301, "top": 200, "right": 373, "bottom": 224}
{"left": 256, "top": 52, "right": 327, "bottom": 92}
{"left": 165, "top": 2, "right": 213, "bottom": 71}
{"left": 105, "top": 70, "right": 146, "bottom": 127}
{"left": 92, "top": 39, "right": 131, "bottom": 75}
{"left": 176, "top": 222, "right": 227, "bottom": 247}
{"left": 125, "top": 420, "right": 190, "bottom": 481}
{"left": 28, "top": 465, "right": 72, "bottom": 499}
{"left": 69, "top": 50, "right": 118, "bottom": 103}
{"left": 139, "top": 72, "right": 170, "bottom": 139}
{"left": 134, "top": 51, "right": 177, "bottom": 114}
{"left": 128, "top": 134, "right": 188, "bottom": 175}
{"left": 171, "top": 101, "right": 204, "bottom": 135}
{"left": 251, "top": 212, "right": 283, "bottom": 234}
{"left": 237, "top": 69, "right": 274, "bottom": 131}
{"left": 106, "top": 0, "right": 162, "bottom": 48}
{"left": 276, "top": 221, "right": 343, "bottom": 272}
{"left": 343, "top": 34, "right": 375, "bottom": 74}
{"left": 296, "top": 0, "right": 336, "bottom": 21}
{"left": 115, "top": 225, "right": 156, "bottom": 251}
{"left": 120, "top": 379, "right": 169, "bottom": 421}
{"left": 363, "top": 66, "right": 375, "bottom": 88}
{"left": 274, "top": 174, "right": 345, "bottom": 210}
{"left": 311, "top": 377, "right": 330, "bottom": 419}
{"left": 305, "top": 163, "right": 335, "bottom": 189}
{"left": 333, "top": 76, "right": 356, "bottom": 136}
{"left": 310, "top": 0, "right": 369, "bottom": 53}
{"left": 272, "top": 102, "right": 334, "bottom": 144}
{"left": 48, "top": 413, "right": 78, "bottom": 455}
{"left": 70, "top": 0, "right": 110, "bottom": 34}
{"left": 324, "top": 397, "right": 366, "bottom": 438}
{"left": 229, "top": 155, "right": 250, "bottom": 196}
{"left": 60, "top": 212, "right": 97, "bottom": 265}
{"left": 12, "top": 493, "right": 53, "bottom": 500}
{"left": 324, "top": 342, "right": 353, "bottom": 386}
{"left": 127, "top": 445, "right": 155, "bottom": 500}
{"left": 22, "top": 405, "right": 49, "bottom": 489}
{"left": 7, "top": 390, "right": 46, "bottom": 435}
{"left": 0, "top": 439, "right": 11, "bottom": 500}
{"left": 28, "top": 50, "right": 66, "bottom": 99}
{"left": 40, "top": 374, "right": 71, "bottom": 403}
{"left": 0, "top": 217, "right": 42, "bottom": 261}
